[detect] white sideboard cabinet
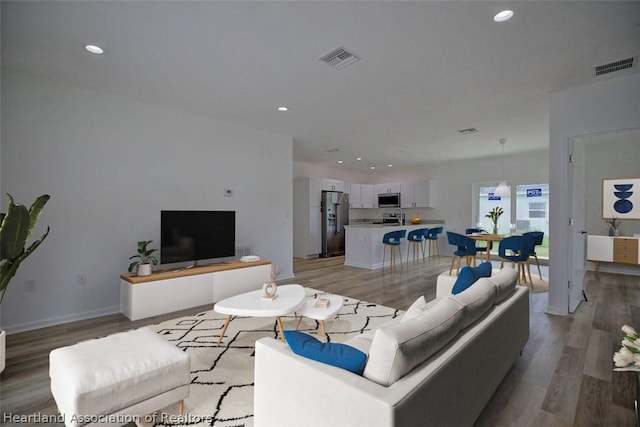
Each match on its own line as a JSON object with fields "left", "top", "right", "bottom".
{"left": 120, "top": 260, "right": 271, "bottom": 320}
{"left": 587, "top": 235, "right": 640, "bottom": 273}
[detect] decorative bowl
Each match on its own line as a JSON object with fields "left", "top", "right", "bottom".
{"left": 410, "top": 217, "right": 422, "bottom": 224}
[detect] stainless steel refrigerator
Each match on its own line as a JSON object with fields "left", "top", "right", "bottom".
{"left": 321, "top": 191, "right": 349, "bottom": 257}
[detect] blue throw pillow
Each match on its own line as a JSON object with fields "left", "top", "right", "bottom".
{"left": 475, "top": 261, "right": 492, "bottom": 278}
{"left": 452, "top": 262, "right": 493, "bottom": 295}
{"left": 452, "top": 266, "right": 478, "bottom": 295}
{"left": 283, "top": 330, "right": 367, "bottom": 375}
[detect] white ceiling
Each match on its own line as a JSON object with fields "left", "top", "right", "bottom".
{"left": 3, "top": 1, "right": 639, "bottom": 171}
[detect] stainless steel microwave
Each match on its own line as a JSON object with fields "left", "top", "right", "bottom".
{"left": 378, "top": 193, "right": 401, "bottom": 208}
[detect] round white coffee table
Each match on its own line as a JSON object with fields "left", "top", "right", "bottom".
{"left": 295, "top": 294, "right": 344, "bottom": 341}
{"left": 214, "top": 284, "right": 306, "bottom": 344}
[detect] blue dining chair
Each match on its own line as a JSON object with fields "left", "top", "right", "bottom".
{"left": 465, "top": 228, "right": 488, "bottom": 257}
{"left": 425, "top": 226, "right": 444, "bottom": 257}
{"left": 446, "top": 231, "right": 478, "bottom": 275}
{"left": 523, "top": 231, "right": 544, "bottom": 280}
{"left": 382, "top": 229, "right": 407, "bottom": 271}
{"left": 498, "top": 235, "right": 536, "bottom": 285}
{"left": 406, "top": 228, "right": 429, "bottom": 263}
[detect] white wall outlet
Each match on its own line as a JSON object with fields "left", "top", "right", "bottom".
{"left": 224, "top": 188, "right": 233, "bottom": 197}
{"left": 77, "top": 274, "right": 87, "bottom": 286}
{"left": 25, "top": 280, "right": 36, "bottom": 292}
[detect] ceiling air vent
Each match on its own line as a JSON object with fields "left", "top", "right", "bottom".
{"left": 319, "top": 46, "right": 359, "bottom": 70}
{"left": 594, "top": 57, "right": 636, "bottom": 77}
{"left": 458, "top": 128, "right": 479, "bottom": 135}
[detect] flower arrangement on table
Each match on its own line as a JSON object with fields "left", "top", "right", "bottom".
{"left": 604, "top": 217, "right": 621, "bottom": 236}
{"left": 485, "top": 207, "right": 504, "bottom": 234}
{"left": 613, "top": 324, "right": 640, "bottom": 369}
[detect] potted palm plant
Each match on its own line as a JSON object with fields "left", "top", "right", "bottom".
{"left": 128, "top": 240, "right": 158, "bottom": 276}
{"left": 0, "top": 193, "right": 50, "bottom": 374}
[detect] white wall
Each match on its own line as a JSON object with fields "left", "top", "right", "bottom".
{"left": 549, "top": 72, "right": 640, "bottom": 316}
{"left": 583, "top": 132, "right": 640, "bottom": 236}
{"left": 1, "top": 71, "right": 293, "bottom": 332}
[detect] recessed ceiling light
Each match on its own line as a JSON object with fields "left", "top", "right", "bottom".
{"left": 370, "top": 166, "right": 376, "bottom": 170}
{"left": 277, "top": 106, "right": 288, "bottom": 112}
{"left": 337, "top": 160, "right": 343, "bottom": 164}
{"left": 493, "top": 10, "right": 514, "bottom": 23}
{"left": 85, "top": 44, "right": 104, "bottom": 54}
{"left": 387, "top": 164, "right": 393, "bottom": 168}
{"left": 356, "top": 157, "right": 362, "bottom": 161}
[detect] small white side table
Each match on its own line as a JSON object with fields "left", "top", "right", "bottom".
{"left": 295, "top": 294, "right": 344, "bottom": 341}
{"left": 214, "top": 284, "right": 306, "bottom": 344}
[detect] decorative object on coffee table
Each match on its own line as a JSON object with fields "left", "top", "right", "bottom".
{"left": 295, "top": 294, "right": 344, "bottom": 342}
{"left": 261, "top": 264, "right": 281, "bottom": 300}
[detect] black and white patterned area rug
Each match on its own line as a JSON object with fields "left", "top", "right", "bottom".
{"left": 139, "top": 288, "right": 400, "bottom": 427}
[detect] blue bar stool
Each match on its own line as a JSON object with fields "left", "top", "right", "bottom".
{"left": 425, "top": 226, "right": 443, "bottom": 257}
{"left": 382, "top": 229, "right": 406, "bottom": 271}
{"left": 406, "top": 228, "right": 429, "bottom": 263}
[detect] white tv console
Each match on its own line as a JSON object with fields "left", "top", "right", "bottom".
{"left": 120, "top": 260, "right": 271, "bottom": 321}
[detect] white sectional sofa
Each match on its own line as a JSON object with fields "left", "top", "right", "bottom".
{"left": 254, "top": 267, "right": 528, "bottom": 427}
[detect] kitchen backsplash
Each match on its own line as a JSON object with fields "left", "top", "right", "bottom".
{"left": 349, "top": 207, "right": 444, "bottom": 224}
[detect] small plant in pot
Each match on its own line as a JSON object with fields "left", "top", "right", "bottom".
{"left": 128, "top": 240, "right": 158, "bottom": 276}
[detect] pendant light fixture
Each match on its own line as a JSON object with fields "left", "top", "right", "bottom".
{"left": 494, "top": 138, "right": 511, "bottom": 197}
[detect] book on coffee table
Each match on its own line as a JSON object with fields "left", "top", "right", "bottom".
{"left": 314, "top": 297, "right": 331, "bottom": 308}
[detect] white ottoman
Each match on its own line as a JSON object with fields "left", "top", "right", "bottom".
{"left": 50, "top": 327, "right": 190, "bottom": 427}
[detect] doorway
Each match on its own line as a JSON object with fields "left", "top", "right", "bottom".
{"left": 569, "top": 128, "right": 640, "bottom": 312}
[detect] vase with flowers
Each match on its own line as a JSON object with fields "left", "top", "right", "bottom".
{"left": 605, "top": 217, "right": 621, "bottom": 237}
{"left": 485, "top": 207, "right": 504, "bottom": 235}
{"left": 613, "top": 324, "right": 640, "bottom": 369}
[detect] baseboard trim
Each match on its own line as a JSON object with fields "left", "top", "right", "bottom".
{"left": 3, "top": 305, "right": 121, "bottom": 335}
{"left": 586, "top": 265, "right": 640, "bottom": 276}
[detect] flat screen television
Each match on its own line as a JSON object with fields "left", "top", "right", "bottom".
{"left": 160, "top": 210, "right": 235, "bottom": 265}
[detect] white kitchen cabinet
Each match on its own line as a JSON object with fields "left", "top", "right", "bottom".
{"left": 322, "top": 178, "right": 344, "bottom": 192}
{"left": 400, "top": 182, "right": 416, "bottom": 208}
{"left": 308, "top": 207, "right": 322, "bottom": 254}
{"left": 400, "top": 180, "right": 434, "bottom": 208}
{"left": 362, "top": 184, "right": 376, "bottom": 208}
{"left": 309, "top": 177, "right": 322, "bottom": 206}
{"left": 414, "top": 180, "right": 432, "bottom": 207}
{"left": 376, "top": 183, "right": 401, "bottom": 194}
{"left": 293, "top": 177, "right": 323, "bottom": 258}
{"left": 350, "top": 183, "right": 363, "bottom": 208}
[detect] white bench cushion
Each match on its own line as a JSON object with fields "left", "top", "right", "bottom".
{"left": 50, "top": 327, "right": 190, "bottom": 423}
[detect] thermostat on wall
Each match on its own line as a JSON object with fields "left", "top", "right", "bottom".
{"left": 224, "top": 188, "right": 233, "bottom": 197}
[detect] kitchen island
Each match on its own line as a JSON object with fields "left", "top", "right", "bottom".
{"left": 344, "top": 223, "right": 443, "bottom": 269}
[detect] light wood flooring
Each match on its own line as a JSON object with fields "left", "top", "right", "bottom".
{"left": 1, "top": 255, "right": 638, "bottom": 426}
